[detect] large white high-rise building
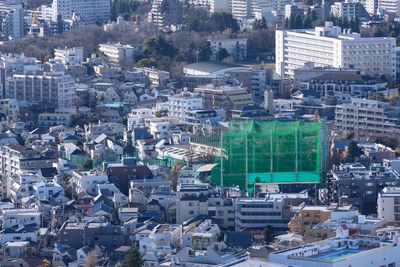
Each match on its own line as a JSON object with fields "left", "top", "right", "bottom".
{"left": 276, "top": 22, "right": 397, "bottom": 82}
{"left": 51, "top": 0, "right": 110, "bottom": 23}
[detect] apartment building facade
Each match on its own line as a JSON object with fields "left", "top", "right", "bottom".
{"left": 335, "top": 98, "right": 400, "bottom": 137}
{"left": 51, "top": 0, "right": 110, "bottom": 23}
{"left": 6, "top": 72, "right": 76, "bottom": 108}
{"left": 276, "top": 22, "right": 396, "bottom": 82}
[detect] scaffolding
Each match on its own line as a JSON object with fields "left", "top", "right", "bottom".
{"left": 210, "top": 120, "right": 326, "bottom": 195}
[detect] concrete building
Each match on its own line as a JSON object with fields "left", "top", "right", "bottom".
{"left": 184, "top": 62, "right": 266, "bottom": 102}
{"left": 378, "top": 0, "right": 400, "bottom": 15}
{"left": 209, "top": 39, "right": 248, "bottom": 62}
{"left": 270, "top": 234, "right": 400, "bottom": 267}
{"left": 378, "top": 187, "right": 400, "bottom": 226}
{"left": 99, "top": 43, "right": 143, "bottom": 65}
{"left": 148, "top": 0, "right": 183, "bottom": 30}
{"left": 0, "top": 3, "right": 24, "bottom": 40}
{"left": 0, "top": 145, "right": 57, "bottom": 177}
{"left": 50, "top": 0, "right": 110, "bottom": 23}
{"left": 71, "top": 170, "right": 108, "bottom": 195}
{"left": 276, "top": 22, "right": 397, "bottom": 82}
{"left": 54, "top": 47, "right": 84, "bottom": 65}
{"left": 231, "top": 0, "right": 289, "bottom": 23}
{"left": 176, "top": 183, "right": 235, "bottom": 229}
{"left": 335, "top": 98, "right": 400, "bottom": 138}
{"left": 167, "top": 92, "right": 203, "bottom": 120}
{"left": 194, "top": 84, "right": 253, "bottom": 118}
{"left": 330, "top": 0, "right": 370, "bottom": 19}
{"left": 362, "top": 0, "right": 378, "bottom": 14}
{"left": 234, "top": 192, "right": 308, "bottom": 233}
{"left": 6, "top": 72, "right": 76, "bottom": 108}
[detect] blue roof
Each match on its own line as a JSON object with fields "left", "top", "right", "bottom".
{"left": 91, "top": 201, "right": 113, "bottom": 214}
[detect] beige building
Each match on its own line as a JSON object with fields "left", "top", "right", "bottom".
{"left": 194, "top": 84, "right": 253, "bottom": 118}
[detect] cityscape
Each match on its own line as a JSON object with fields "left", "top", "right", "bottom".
{"left": 2, "top": 0, "right": 400, "bottom": 266}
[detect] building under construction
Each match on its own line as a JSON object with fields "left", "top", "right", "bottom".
{"left": 209, "top": 120, "right": 327, "bottom": 195}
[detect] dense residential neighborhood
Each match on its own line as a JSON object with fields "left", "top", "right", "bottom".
{"left": 2, "top": 0, "right": 400, "bottom": 266}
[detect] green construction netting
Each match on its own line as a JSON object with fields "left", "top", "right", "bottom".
{"left": 210, "top": 120, "right": 325, "bottom": 195}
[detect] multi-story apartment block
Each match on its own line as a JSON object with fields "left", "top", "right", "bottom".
{"left": 176, "top": 183, "right": 235, "bottom": 229}
{"left": 378, "top": 187, "right": 400, "bottom": 226}
{"left": 54, "top": 47, "right": 84, "bottom": 66}
{"left": 231, "top": 0, "right": 289, "bottom": 22}
{"left": 71, "top": 170, "right": 108, "bottom": 196}
{"left": 297, "top": 68, "right": 389, "bottom": 99}
{"left": 148, "top": 0, "right": 183, "bottom": 30}
{"left": 0, "top": 145, "right": 57, "bottom": 177}
{"left": 209, "top": 39, "right": 248, "bottom": 62}
{"left": 335, "top": 98, "right": 400, "bottom": 138}
{"left": 276, "top": 22, "right": 397, "bottom": 82}
{"left": 167, "top": 92, "right": 203, "bottom": 120}
{"left": 330, "top": 0, "right": 370, "bottom": 19}
{"left": 362, "top": 0, "right": 378, "bottom": 14}
{"left": 330, "top": 163, "right": 400, "bottom": 215}
{"left": 38, "top": 112, "right": 72, "bottom": 127}
{"left": 6, "top": 72, "right": 76, "bottom": 108}
{"left": 135, "top": 67, "right": 170, "bottom": 88}
{"left": 0, "top": 2, "right": 24, "bottom": 40}
{"left": 51, "top": 0, "right": 110, "bottom": 23}
{"left": 98, "top": 43, "right": 143, "bottom": 65}
{"left": 234, "top": 192, "right": 308, "bottom": 233}
{"left": 378, "top": 0, "right": 400, "bottom": 16}
{"left": 194, "top": 84, "right": 253, "bottom": 118}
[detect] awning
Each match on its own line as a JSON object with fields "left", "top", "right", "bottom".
{"left": 196, "top": 163, "right": 219, "bottom": 173}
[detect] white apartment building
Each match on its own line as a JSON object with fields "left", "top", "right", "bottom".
{"left": 54, "top": 47, "right": 84, "bottom": 66}
{"left": 71, "top": 170, "right": 108, "bottom": 196}
{"left": 231, "top": 0, "right": 289, "bottom": 22}
{"left": 235, "top": 192, "right": 308, "bottom": 233}
{"left": 168, "top": 92, "right": 203, "bottom": 121}
{"left": 38, "top": 112, "right": 72, "bottom": 127}
{"left": 276, "top": 22, "right": 397, "bottom": 82}
{"left": 378, "top": 187, "right": 400, "bottom": 225}
{"left": 148, "top": 119, "right": 172, "bottom": 139}
{"left": 362, "top": 0, "right": 378, "bottom": 14}
{"left": 1, "top": 209, "right": 41, "bottom": 229}
{"left": 335, "top": 98, "right": 400, "bottom": 137}
{"left": 51, "top": 0, "right": 110, "bottom": 23}
{"left": 139, "top": 67, "right": 170, "bottom": 88}
{"left": 209, "top": 38, "right": 248, "bottom": 62}
{"left": 6, "top": 72, "right": 76, "bottom": 108}
{"left": 378, "top": 0, "right": 400, "bottom": 15}
{"left": 98, "top": 43, "right": 143, "bottom": 65}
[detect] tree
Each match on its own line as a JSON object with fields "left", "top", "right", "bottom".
{"left": 198, "top": 40, "right": 212, "bottom": 61}
{"left": 263, "top": 225, "right": 275, "bottom": 244}
{"left": 345, "top": 140, "right": 362, "bottom": 162}
{"left": 168, "top": 162, "right": 184, "bottom": 191}
{"left": 83, "top": 159, "right": 94, "bottom": 170}
{"left": 217, "top": 48, "right": 229, "bottom": 61}
{"left": 252, "top": 18, "right": 267, "bottom": 30}
{"left": 123, "top": 247, "right": 143, "bottom": 267}
{"left": 111, "top": 0, "right": 140, "bottom": 20}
